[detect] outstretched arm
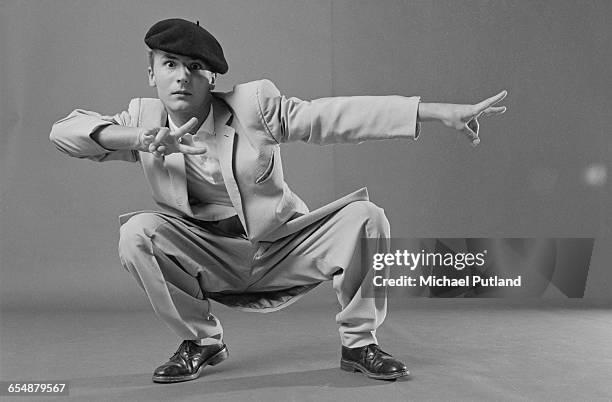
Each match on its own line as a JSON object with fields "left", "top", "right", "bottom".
{"left": 92, "top": 117, "right": 207, "bottom": 157}
{"left": 50, "top": 108, "right": 207, "bottom": 161}
{"left": 254, "top": 79, "right": 507, "bottom": 146}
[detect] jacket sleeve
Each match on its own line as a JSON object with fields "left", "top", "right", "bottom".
{"left": 255, "top": 79, "right": 421, "bottom": 145}
{"left": 49, "top": 107, "right": 139, "bottom": 162}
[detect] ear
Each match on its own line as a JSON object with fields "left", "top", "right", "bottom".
{"left": 147, "top": 66, "right": 156, "bottom": 87}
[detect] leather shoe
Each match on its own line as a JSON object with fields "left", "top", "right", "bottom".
{"left": 341, "top": 344, "right": 409, "bottom": 380}
{"left": 152, "top": 340, "right": 228, "bottom": 383}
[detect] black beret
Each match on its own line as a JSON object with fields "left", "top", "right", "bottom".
{"left": 144, "top": 18, "right": 228, "bottom": 74}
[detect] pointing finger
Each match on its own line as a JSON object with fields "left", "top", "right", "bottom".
{"left": 480, "top": 106, "right": 507, "bottom": 118}
{"left": 475, "top": 90, "right": 508, "bottom": 113}
{"left": 172, "top": 117, "right": 199, "bottom": 139}
{"left": 153, "top": 127, "right": 170, "bottom": 145}
{"left": 178, "top": 144, "right": 208, "bottom": 155}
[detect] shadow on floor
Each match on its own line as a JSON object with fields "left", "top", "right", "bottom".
{"left": 73, "top": 367, "right": 408, "bottom": 389}
{"left": 68, "top": 367, "right": 409, "bottom": 400}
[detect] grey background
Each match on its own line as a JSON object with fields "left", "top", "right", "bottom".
{"left": 1, "top": 0, "right": 610, "bottom": 311}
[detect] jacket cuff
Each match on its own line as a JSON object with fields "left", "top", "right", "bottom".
{"left": 384, "top": 95, "right": 421, "bottom": 140}
{"left": 405, "top": 96, "right": 421, "bottom": 140}
{"left": 51, "top": 113, "right": 115, "bottom": 156}
{"left": 414, "top": 97, "right": 422, "bottom": 140}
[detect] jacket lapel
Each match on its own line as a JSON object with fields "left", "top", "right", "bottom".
{"left": 213, "top": 98, "right": 247, "bottom": 235}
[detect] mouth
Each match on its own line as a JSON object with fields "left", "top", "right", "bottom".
{"left": 171, "top": 90, "right": 193, "bottom": 96}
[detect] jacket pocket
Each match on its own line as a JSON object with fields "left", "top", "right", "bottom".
{"left": 255, "top": 152, "right": 275, "bottom": 184}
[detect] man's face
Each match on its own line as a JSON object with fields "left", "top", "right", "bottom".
{"left": 148, "top": 50, "right": 214, "bottom": 116}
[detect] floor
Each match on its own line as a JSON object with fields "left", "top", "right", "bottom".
{"left": 1, "top": 298, "right": 611, "bottom": 401}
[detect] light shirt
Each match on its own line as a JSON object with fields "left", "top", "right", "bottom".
{"left": 168, "top": 106, "right": 236, "bottom": 221}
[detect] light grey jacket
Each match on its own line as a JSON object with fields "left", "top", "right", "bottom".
{"left": 50, "top": 79, "right": 421, "bottom": 243}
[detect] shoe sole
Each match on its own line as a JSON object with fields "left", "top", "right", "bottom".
{"left": 340, "top": 359, "right": 410, "bottom": 380}
{"left": 152, "top": 346, "right": 229, "bottom": 383}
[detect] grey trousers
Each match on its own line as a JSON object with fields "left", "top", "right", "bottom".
{"left": 118, "top": 200, "right": 390, "bottom": 348}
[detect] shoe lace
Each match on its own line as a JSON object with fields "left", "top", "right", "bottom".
{"left": 169, "top": 340, "right": 192, "bottom": 359}
{"left": 365, "top": 344, "right": 392, "bottom": 368}
{"left": 368, "top": 344, "right": 390, "bottom": 357}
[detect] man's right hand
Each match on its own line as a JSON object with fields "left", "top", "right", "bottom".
{"left": 136, "top": 117, "right": 208, "bottom": 157}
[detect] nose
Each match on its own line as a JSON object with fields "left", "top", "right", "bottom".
{"left": 175, "top": 65, "right": 190, "bottom": 84}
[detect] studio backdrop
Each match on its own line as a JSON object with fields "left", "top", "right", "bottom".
{"left": 1, "top": 0, "right": 610, "bottom": 310}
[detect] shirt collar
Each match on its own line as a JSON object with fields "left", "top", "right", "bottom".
{"left": 167, "top": 104, "right": 214, "bottom": 136}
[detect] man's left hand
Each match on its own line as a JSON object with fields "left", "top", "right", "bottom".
{"left": 418, "top": 90, "right": 508, "bottom": 146}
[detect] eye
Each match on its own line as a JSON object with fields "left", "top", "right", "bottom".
{"left": 189, "top": 62, "right": 204, "bottom": 70}
{"left": 164, "top": 60, "right": 176, "bottom": 68}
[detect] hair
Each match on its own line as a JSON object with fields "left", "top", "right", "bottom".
{"left": 147, "top": 48, "right": 155, "bottom": 70}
